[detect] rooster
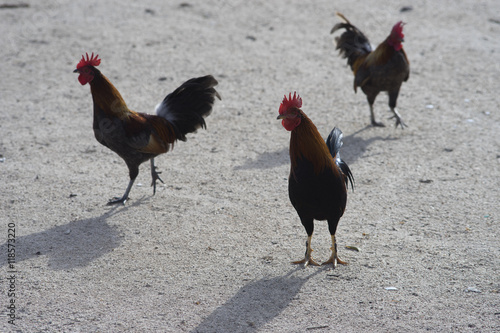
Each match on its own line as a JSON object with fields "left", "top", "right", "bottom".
{"left": 278, "top": 92, "right": 354, "bottom": 267}
{"left": 331, "top": 13, "right": 410, "bottom": 128}
{"left": 74, "top": 53, "right": 220, "bottom": 205}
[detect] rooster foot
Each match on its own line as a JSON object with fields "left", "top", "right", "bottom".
{"left": 370, "top": 105, "right": 385, "bottom": 127}
{"left": 389, "top": 115, "right": 406, "bottom": 129}
{"left": 106, "top": 179, "right": 134, "bottom": 205}
{"left": 322, "top": 235, "right": 348, "bottom": 267}
{"left": 150, "top": 159, "right": 165, "bottom": 195}
{"left": 107, "top": 196, "right": 128, "bottom": 205}
{"left": 151, "top": 167, "right": 164, "bottom": 192}
{"left": 371, "top": 120, "right": 386, "bottom": 127}
{"left": 292, "top": 256, "right": 320, "bottom": 267}
{"left": 389, "top": 108, "right": 407, "bottom": 129}
{"left": 293, "top": 236, "right": 319, "bottom": 267}
{"left": 321, "top": 255, "right": 348, "bottom": 267}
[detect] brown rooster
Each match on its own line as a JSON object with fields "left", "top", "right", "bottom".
{"left": 278, "top": 92, "right": 354, "bottom": 267}
{"left": 331, "top": 13, "right": 410, "bottom": 128}
{"left": 74, "top": 53, "right": 220, "bottom": 205}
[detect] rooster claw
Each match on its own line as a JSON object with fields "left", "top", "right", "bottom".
{"left": 107, "top": 196, "right": 128, "bottom": 205}
{"left": 389, "top": 115, "right": 406, "bottom": 129}
{"left": 371, "top": 120, "right": 386, "bottom": 127}
{"left": 389, "top": 108, "right": 407, "bottom": 129}
{"left": 294, "top": 236, "right": 319, "bottom": 267}
{"left": 321, "top": 256, "right": 348, "bottom": 267}
{"left": 292, "top": 257, "right": 320, "bottom": 267}
{"left": 151, "top": 176, "right": 164, "bottom": 195}
{"left": 150, "top": 169, "right": 164, "bottom": 187}
{"left": 150, "top": 159, "right": 165, "bottom": 195}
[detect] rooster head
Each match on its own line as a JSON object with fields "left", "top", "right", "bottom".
{"left": 387, "top": 21, "right": 405, "bottom": 51}
{"left": 277, "top": 92, "right": 303, "bottom": 131}
{"left": 74, "top": 52, "right": 101, "bottom": 85}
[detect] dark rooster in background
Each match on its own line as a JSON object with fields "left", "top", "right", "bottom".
{"left": 331, "top": 13, "right": 410, "bottom": 128}
{"left": 74, "top": 53, "right": 220, "bottom": 205}
{"left": 278, "top": 92, "right": 354, "bottom": 267}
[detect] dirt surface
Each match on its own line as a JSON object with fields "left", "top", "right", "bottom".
{"left": 1, "top": 1, "right": 499, "bottom": 332}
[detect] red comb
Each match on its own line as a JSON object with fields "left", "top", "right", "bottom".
{"left": 76, "top": 52, "right": 101, "bottom": 70}
{"left": 279, "top": 92, "right": 302, "bottom": 114}
{"left": 391, "top": 21, "right": 405, "bottom": 38}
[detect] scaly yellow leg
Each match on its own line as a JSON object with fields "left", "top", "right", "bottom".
{"left": 292, "top": 235, "right": 320, "bottom": 267}
{"left": 322, "top": 235, "right": 348, "bottom": 266}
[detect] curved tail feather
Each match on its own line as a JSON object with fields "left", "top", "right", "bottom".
{"left": 331, "top": 12, "right": 372, "bottom": 71}
{"left": 155, "top": 75, "right": 220, "bottom": 141}
{"left": 326, "top": 127, "right": 354, "bottom": 190}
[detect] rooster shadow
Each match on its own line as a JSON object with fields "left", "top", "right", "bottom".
{"left": 234, "top": 125, "right": 397, "bottom": 170}
{"left": 341, "top": 125, "right": 400, "bottom": 165}
{"left": 0, "top": 200, "right": 145, "bottom": 271}
{"left": 191, "top": 267, "right": 324, "bottom": 333}
{"left": 233, "top": 148, "right": 289, "bottom": 171}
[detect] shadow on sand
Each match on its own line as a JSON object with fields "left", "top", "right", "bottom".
{"left": 1, "top": 200, "right": 146, "bottom": 270}
{"left": 191, "top": 267, "right": 324, "bottom": 333}
{"left": 234, "top": 125, "right": 398, "bottom": 171}
{"left": 233, "top": 148, "right": 289, "bottom": 171}
{"left": 341, "top": 125, "right": 399, "bottom": 165}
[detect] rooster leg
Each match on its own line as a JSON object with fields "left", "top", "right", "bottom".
{"left": 322, "top": 235, "right": 348, "bottom": 267}
{"left": 108, "top": 164, "right": 139, "bottom": 205}
{"left": 389, "top": 107, "right": 406, "bottom": 129}
{"left": 150, "top": 158, "right": 164, "bottom": 195}
{"left": 369, "top": 105, "right": 385, "bottom": 127}
{"left": 107, "top": 178, "right": 135, "bottom": 205}
{"left": 367, "top": 93, "right": 385, "bottom": 127}
{"left": 292, "top": 235, "right": 320, "bottom": 267}
{"left": 388, "top": 90, "right": 406, "bottom": 129}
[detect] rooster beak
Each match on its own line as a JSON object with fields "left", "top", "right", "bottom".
{"left": 277, "top": 114, "right": 286, "bottom": 120}
{"left": 73, "top": 69, "right": 79, "bottom": 73}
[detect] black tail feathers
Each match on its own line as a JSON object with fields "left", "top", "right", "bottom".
{"left": 331, "top": 12, "right": 372, "bottom": 70}
{"left": 326, "top": 127, "right": 354, "bottom": 190}
{"left": 326, "top": 127, "right": 344, "bottom": 158}
{"left": 156, "top": 75, "right": 220, "bottom": 141}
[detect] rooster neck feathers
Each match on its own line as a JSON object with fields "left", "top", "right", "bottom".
{"left": 89, "top": 71, "right": 134, "bottom": 120}
{"left": 289, "top": 112, "right": 335, "bottom": 176}
{"left": 363, "top": 42, "right": 396, "bottom": 68}
{"left": 278, "top": 93, "right": 335, "bottom": 176}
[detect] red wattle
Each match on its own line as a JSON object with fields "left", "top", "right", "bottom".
{"left": 282, "top": 117, "right": 301, "bottom": 131}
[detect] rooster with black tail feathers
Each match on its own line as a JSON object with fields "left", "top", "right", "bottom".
{"left": 74, "top": 53, "right": 220, "bottom": 205}
{"left": 331, "top": 13, "right": 410, "bottom": 128}
{"left": 278, "top": 92, "right": 354, "bottom": 267}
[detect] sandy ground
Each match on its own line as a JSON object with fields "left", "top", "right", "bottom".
{"left": 1, "top": 0, "right": 499, "bottom": 332}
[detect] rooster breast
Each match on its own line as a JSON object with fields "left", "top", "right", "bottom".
{"left": 289, "top": 158, "right": 347, "bottom": 222}
{"left": 356, "top": 50, "right": 409, "bottom": 93}
{"left": 93, "top": 104, "right": 155, "bottom": 166}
